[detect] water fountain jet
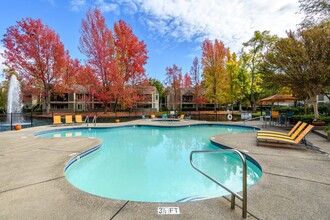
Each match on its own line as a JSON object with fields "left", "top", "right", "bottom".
{"left": 6, "top": 75, "right": 24, "bottom": 125}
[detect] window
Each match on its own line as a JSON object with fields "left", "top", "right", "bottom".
{"left": 78, "top": 104, "right": 83, "bottom": 110}
{"left": 318, "top": 95, "right": 324, "bottom": 102}
{"left": 77, "top": 94, "right": 83, "bottom": 100}
{"left": 156, "top": 94, "right": 158, "bottom": 101}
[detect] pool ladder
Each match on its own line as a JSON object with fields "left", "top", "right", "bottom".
{"left": 190, "top": 149, "right": 248, "bottom": 218}
{"left": 84, "top": 116, "right": 97, "bottom": 126}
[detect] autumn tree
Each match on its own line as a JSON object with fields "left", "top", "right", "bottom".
{"left": 189, "top": 57, "right": 204, "bottom": 110}
{"left": 201, "top": 39, "right": 229, "bottom": 111}
{"left": 75, "top": 64, "right": 99, "bottom": 111}
{"left": 264, "top": 23, "right": 330, "bottom": 118}
{"left": 113, "top": 20, "right": 148, "bottom": 110}
{"left": 165, "top": 64, "right": 182, "bottom": 111}
{"left": 79, "top": 8, "right": 117, "bottom": 112}
{"left": 242, "top": 31, "right": 278, "bottom": 112}
{"left": 182, "top": 73, "right": 192, "bottom": 88}
{"left": 226, "top": 51, "right": 242, "bottom": 110}
{"left": 55, "top": 57, "right": 80, "bottom": 95}
{"left": 80, "top": 9, "right": 148, "bottom": 111}
{"left": 2, "top": 18, "right": 70, "bottom": 113}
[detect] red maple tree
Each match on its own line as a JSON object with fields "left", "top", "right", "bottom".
{"left": 75, "top": 64, "right": 99, "bottom": 111}
{"left": 79, "top": 9, "right": 148, "bottom": 111}
{"left": 2, "top": 18, "right": 70, "bottom": 113}
{"left": 182, "top": 72, "right": 192, "bottom": 88}
{"left": 113, "top": 20, "right": 148, "bottom": 110}
{"left": 165, "top": 64, "right": 183, "bottom": 111}
{"left": 79, "top": 8, "right": 117, "bottom": 111}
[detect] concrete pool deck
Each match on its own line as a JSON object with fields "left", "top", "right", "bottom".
{"left": 0, "top": 120, "right": 329, "bottom": 220}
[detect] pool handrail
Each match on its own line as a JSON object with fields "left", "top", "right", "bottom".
{"left": 92, "top": 116, "right": 97, "bottom": 126}
{"left": 190, "top": 149, "right": 247, "bottom": 218}
{"left": 84, "top": 116, "right": 89, "bottom": 126}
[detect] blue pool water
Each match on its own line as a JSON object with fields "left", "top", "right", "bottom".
{"left": 37, "top": 125, "right": 262, "bottom": 202}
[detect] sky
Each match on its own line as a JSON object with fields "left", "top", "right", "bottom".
{"left": 0, "top": 0, "right": 303, "bottom": 83}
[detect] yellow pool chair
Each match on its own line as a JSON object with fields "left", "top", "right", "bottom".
{"left": 258, "top": 121, "right": 302, "bottom": 136}
{"left": 257, "top": 122, "right": 307, "bottom": 139}
{"left": 53, "top": 115, "right": 62, "bottom": 126}
{"left": 75, "top": 115, "right": 83, "bottom": 124}
{"left": 65, "top": 115, "right": 73, "bottom": 125}
{"left": 257, "top": 124, "right": 314, "bottom": 147}
{"left": 179, "top": 114, "right": 184, "bottom": 119}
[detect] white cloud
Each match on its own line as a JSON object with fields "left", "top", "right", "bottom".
{"left": 118, "top": 0, "right": 303, "bottom": 51}
{"left": 95, "top": 0, "right": 118, "bottom": 13}
{"left": 70, "top": 0, "right": 86, "bottom": 11}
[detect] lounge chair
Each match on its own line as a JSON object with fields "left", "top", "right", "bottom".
{"left": 151, "top": 114, "right": 156, "bottom": 119}
{"left": 75, "top": 115, "right": 83, "bottom": 124}
{"left": 65, "top": 115, "right": 73, "bottom": 125}
{"left": 53, "top": 115, "right": 62, "bottom": 126}
{"left": 258, "top": 121, "right": 302, "bottom": 136}
{"left": 162, "top": 114, "right": 168, "bottom": 119}
{"left": 179, "top": 114, "right": 184, "bottom": 119}
{"left": 184, "top": 115, "right": 191, "bottom": 120}
{"left": 257, "top": 122, "right": 307, "bottom": 139}
{"left": 258, "top": 122, "right": 307, "bottom": 140}
{"left": 257, "top": 124, "right": 314, "bottom": 147}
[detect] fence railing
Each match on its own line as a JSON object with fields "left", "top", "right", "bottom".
{"left": 0, "top": 110, "right": 251, "bottom": 132}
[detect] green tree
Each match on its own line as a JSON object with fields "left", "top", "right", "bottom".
{"left": 264, "top": 23, "right": 330, "bottom": 118}
{"left": 226, "top": 51, "right": 241, "bottom": 109}
{"left": 148, "top": 77, "right": 164, "bottom": 110}
{"left": 201, "top": 39, "right": 229, "bottom": 111}
{"left": 242, "top": 31, "right": 278, "bottom": 112}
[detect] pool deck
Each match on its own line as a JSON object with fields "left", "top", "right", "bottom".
{"left": 0, "top": 119, "right": 329, "bottom": 220}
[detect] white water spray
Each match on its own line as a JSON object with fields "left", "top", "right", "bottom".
{"left": 6, "top": 75, "right": 24, "bottom": 124}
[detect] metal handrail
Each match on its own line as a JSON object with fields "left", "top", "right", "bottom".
{"left": 190, "top": 149, "right": 247, "bottom": 218}
{"left": 84, "top": 116, "right": 89, "bottom": 126}
{"left": 92, "top": 116, "right": 97, "bottom": 126}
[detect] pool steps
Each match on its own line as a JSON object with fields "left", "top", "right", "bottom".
{"left": 176, "top": 196, "right": 208, "bottom": 202}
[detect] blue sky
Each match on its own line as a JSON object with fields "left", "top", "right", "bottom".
{"left": 0, "top": 0, "right": 303, "bottom": 83}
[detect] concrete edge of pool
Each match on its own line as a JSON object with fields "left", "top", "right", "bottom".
{"left": 0, "top": 119, "right": 329, "bottom": 219}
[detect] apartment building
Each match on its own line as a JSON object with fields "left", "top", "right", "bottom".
{"left": 23, "top": 85, "right": 159, "bottom": 112}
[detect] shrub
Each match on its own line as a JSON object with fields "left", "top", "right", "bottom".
{"left": 293, "top": 115, "right": 330, "bottom": 123}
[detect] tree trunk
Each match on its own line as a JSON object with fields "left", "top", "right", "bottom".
{"left": 113, "top": 99, "right": 118, "bottom": 113}
{"left": 311, "top": 96, "right": 319, "bottom": 118}
{"left": 44, "top": 92, "right": 50, "bottom": 114}
{"left": 304, "top": 100, "right": 308, "bottom": 115}
{"left": 251, "top": 95, "right": 256, "bottom": 112}
{"left": 238, "top": 100, "right": 242, "bottom": 112}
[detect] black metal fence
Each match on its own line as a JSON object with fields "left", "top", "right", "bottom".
{"left": 0, "top": 111, "right": 246, "bottom": 132}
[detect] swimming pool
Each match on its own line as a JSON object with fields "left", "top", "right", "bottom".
{"left": 37, "top": 124, "right": 262, "bottom": 202}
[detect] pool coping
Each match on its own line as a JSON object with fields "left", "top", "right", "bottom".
{"left": 1, "top": 119, "right": 330, "bottom": 219}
